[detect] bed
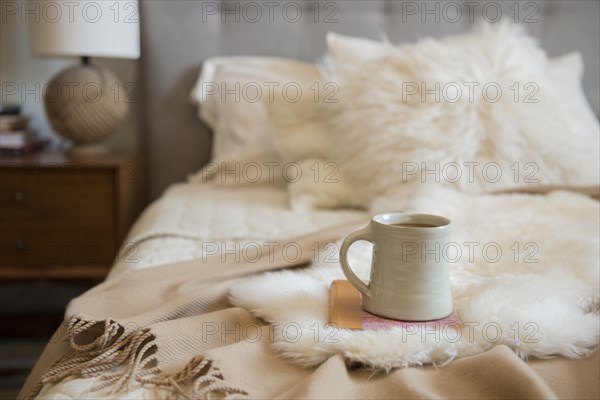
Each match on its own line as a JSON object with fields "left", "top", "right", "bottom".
{"left": 20, "top": 1, "right": 600, "bottom": 399}
{"left": 20, "top": 181, "right": 600, "bottom": 399}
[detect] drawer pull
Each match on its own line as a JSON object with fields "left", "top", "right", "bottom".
{"left": 14, "top": 192, "right": 24, "bottom": 202}
{"left": 16, "top": 240, "right": 26, "bottom": 250}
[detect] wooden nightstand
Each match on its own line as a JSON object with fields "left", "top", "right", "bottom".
{"left": 0, "top": 151, "right": 144, "bottom": 280}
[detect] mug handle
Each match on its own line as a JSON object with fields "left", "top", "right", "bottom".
{"left": 339, "top": 225, "right": 372, "bottom": 301}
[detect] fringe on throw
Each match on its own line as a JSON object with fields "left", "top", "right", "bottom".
{"left": 24, "top": 317, "right": 248, "bottom": 400}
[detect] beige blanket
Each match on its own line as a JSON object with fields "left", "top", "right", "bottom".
{"left": 20, "top": 220, "right": 599, "bottom": 399}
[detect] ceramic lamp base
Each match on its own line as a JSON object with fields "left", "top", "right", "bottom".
{"left": 44, "top": 62, "right": 128, "bottom": 147}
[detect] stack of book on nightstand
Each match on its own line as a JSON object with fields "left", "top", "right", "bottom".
{"left": 0, "top": 104, "right": 48, "bottom": 156}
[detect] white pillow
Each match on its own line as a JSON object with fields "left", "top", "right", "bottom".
{"left": 266, "top": 33, "right": 393, "bottom": 164}
{"left": 286, "top": 158, "right": 359, "bottom": 211}
{"left": 264, "top": 86, "right": 337, "bottom": 163}
{"left": 189, "top": 57, "right": 322, "bottom": 185}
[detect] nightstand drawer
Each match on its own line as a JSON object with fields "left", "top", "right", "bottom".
{"left": 0, "top": 220, "right": 115, "bottom": 266}
{"left": 0, "top": 168, "right": 114, "bottom": 219}
{"left": 0, "top": 151, "right": 143, "bottom": 279}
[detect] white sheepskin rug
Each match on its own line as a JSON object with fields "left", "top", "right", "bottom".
{"left": 230, "top": 188, "right": 599, "bottom": 370}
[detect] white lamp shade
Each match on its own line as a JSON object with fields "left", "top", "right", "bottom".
{"left": 31, "top": 0, "right": 140, "bottom": 59}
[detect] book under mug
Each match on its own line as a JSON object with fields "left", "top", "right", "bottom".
{"left": 329, "top": 280, "right": 462, "bottom": 330}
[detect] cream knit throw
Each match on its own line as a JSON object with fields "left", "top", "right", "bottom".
{"left": 22, "top": 220, "right": 366, "bottom": 400}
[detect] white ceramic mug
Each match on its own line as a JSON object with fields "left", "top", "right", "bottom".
{"left": 339, "top": 213, "right": 453, "bottom": 321}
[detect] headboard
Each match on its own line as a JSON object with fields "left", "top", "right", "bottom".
{"left": 140, "top": 0, "right": 599, "bottom": 200}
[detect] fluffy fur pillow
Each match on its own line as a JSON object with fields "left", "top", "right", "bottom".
{"left": 325, "top": 22, "right": 599, "bottom": 207}
{"left": 267, "top": 24, "right": 600, "bottom": 209}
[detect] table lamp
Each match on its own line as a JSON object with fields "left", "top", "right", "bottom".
{"left": 31, "top": 0, "right": 140, "bottom": 157}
